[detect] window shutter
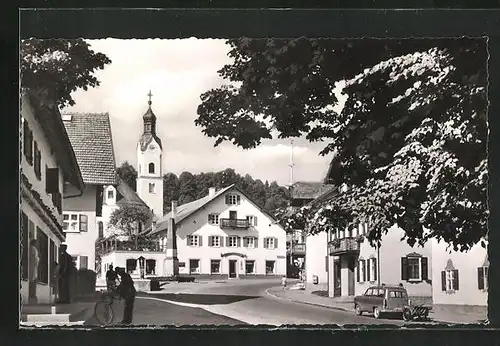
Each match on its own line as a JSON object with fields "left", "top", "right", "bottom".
{"left": 401, "top": 257, "right": 409, "bottom": 281}
{"left": 186, "top": 236, "right": 190, "bottom": 245}
{"left": 237, "top": 237, "right": 241, "bottom": 247}
{"left": 367, "top": 259, "right": 371, "bottom": 282}
{"left": 478, "top": 267, "right": 484, "bottom": 290}
{"left": 226, "top": 237, "right": 230, "bottom": 247}
{"left": 225, "top": 195, "right": 229, "bottom": 204}
{"left": 208, "top": 236, "right": 213, "bottom": 247}
{"left": 79, "top": 214, "right": 88, "bottom": 232}
{"left": 325, "top": 256, "right": 328, "bottom": 271}
{"left": 220, "top": 237, "right": 224, "bottom": 247}
{"left": 373, "top": 258, "right": 378, "bottom": 281}
{"left": 254, "top": 237, "right": 258, "bottom": 248}
{"left": 421, "top": 257, "right": 428, "bottom": 281}
{"left": 237, "top": 195, "right": 241, "bottom": 204}
{"left": 80, "top": 256, "right": 88, "bottom": 269}
{"left": 356, "top": 261, "right": 360, "bottom": 282}
{"left": 274, "top": 237, "right": 279, "bottom": 249}
{"left": 453, "top": 269, "right": 459, "bottom": 291}
{"left": 254, "top": 216, "right": 258, "bottom": 226}
{"left": 440, "top": 271, "right": 446, "bottom": 291}
{"left": 263, "top": 237, "right": 268, "bottom": 249}
{"left": 362, "top": 259, "right": 366, "bottom": 282}
{"left": 46, "top": 168, "right": 60, "bottom": 194}
{"left": 199, "top": 236, "right": 203, "bottom": 247}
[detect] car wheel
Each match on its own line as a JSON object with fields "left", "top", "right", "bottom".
{"left": 373, "top": 307, "right": 381, "bottom": 319}
{"left": 355, "top": 304, "right": 362, "bottom": 316}
{"left": 402, "top": 307, "right": 413, "bottom": 322}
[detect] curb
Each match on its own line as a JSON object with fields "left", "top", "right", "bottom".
{"left": 265, "top": 287, "right": 353, "bottom": 313}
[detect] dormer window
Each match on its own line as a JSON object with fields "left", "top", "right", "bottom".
{"left": 148, "top": 162, "right": 155, "bottom": 174}
{"left": 225, "top": 194, "right": 241, "bottom": 205}
{"left": 107, "top": 190, "right": 114, "bottom": 199}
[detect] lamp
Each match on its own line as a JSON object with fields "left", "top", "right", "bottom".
{"left": 138, "top": 256, "right": 145, "bottom": 279}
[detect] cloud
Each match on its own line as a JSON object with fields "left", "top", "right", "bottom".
{"left": 64, "top": 38, "right": 334, "bottom": 186}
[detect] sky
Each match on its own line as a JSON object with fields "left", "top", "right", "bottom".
{"left": 63, "top": 39, "right": 346, "bottom": 187}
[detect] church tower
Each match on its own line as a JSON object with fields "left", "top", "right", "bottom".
{"left": 136, "top": 90, "right": 164, "bottom": 219}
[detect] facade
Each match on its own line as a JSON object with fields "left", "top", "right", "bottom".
{"left": 326, "top": 224, "right": 432, "bottom": 298}
{"left": 20, "top": 90, "right": 85, "bottom": 304}
{"left": 432, "top": 239, "right": 488, "bottom": 307}
{"left": 61, "top": 113, "right": 117, "bottom": 273}
{"left": 150, "top": 186, "right": 287, "bottom": 278}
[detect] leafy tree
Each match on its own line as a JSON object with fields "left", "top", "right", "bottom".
{"left": 108, "top": 204, "right": 152, "bottom": 250}
{"left": 163, "top": 173, "right": 180, "bottom": 211}
{"left": 116, "top": 161, "right": 137, "bottom": 191}
{"left": 195, "top": 38, "right": 487, "bottom": 251}
{"left": 20, "top": 38, "right": 111, "bottom": 107}
{"left": 178, "top": 171, "right": 197, "bottom": 205}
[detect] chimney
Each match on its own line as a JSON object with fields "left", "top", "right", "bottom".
{"left": 171, "top": 201, "right": 178, "bottom": 218}
{"left": 209, "top": 187, "right": 216, "bottom": 197}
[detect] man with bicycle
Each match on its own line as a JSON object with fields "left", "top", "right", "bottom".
{"left": 106, "top": 264, "right": 119, "bottom": 293}
{"left": 115, "top": 267, "right": 136, "bottom": 325}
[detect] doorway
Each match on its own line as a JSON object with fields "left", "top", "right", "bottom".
{"left": 229, "top": 260, "right": 237, "bottom": 278}
{"left": 347, "top": 257, "right": 355, "bottom": 296}
{"left": 333, "top": 259, "right": 341, "bottom": 297}
{"left": 229, "top": 211, "right": 237, "bottom": 220}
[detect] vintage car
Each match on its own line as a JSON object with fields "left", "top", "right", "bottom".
{"left": 354, "top": 284, "right": 415, "bottom": 319}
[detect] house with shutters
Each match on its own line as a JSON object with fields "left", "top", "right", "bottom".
{"left": 61, "top": 112, "right": 118, "bottom": 273}
{"left": 20, "top": 90, "right": 85, "bottom": 304}
{"left": 431, "top": 238, "right": 488, "bottom": 311}
{"left": 149, "top": 185, "right": 287, "bottom": 278}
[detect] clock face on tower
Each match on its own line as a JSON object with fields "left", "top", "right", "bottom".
{"left": 149, "top": 145, "right": 155, "bottom": 150}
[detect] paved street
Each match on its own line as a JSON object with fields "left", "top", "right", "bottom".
{"left": 105, "top": 279, "right": 408, "bottom": 326}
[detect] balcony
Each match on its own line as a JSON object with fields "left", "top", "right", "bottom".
{"left": 220, "top": 218, "right": 249, "bottom": 229}
{"left": 328, "top": 237, "right": 360, "bottom": 256}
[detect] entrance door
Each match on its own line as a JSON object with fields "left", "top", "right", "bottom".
{"left": 229, "top": 211, "right": 237, "bottom": 220}
{"left": 333, "top": 259, "right": 341, "bottom": 297}
{"left": 347, "top": 257, "right": 355, "bottom": 296}
{"left": 229, "top": 260, "right": 237, "bottom": 278}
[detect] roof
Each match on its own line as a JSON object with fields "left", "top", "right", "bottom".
{"left": 149, "top": 184, "right": 280, "bottom": 236}
{"left": 62, "top": 112, "right": 117, "bottom": 185}
{"left": 115, "top": 177, "right": 149, "bottom": 208}
{"left": 291, "top": 182, "right": 335, "bottom": 200}
{"left": 139, "top": 105, "right": 163, "bottom": 151}
{"left": 24, "top": 90, "right": 85, "bottom": 192}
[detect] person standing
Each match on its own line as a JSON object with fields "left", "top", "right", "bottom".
{"left": 57, "top": 243, "right": 73, "bottom": 304}
{"left": 115, "top": 267, "right": 136, "bottom": 325}
{"left": 281, "top": 275, "right": 287, "bottom": 290}
{"left": 106, "top": 264, "right": 118, "bottom": 292}
{"left": 28, "top": 239, "right": 39, "bottom": 304}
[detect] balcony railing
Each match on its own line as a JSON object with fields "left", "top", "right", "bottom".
{"left": 220, "top": 218, "right": 249, "bottom": 229}
{"left": 328, "top": 237, "right": 360, "bottom": 255}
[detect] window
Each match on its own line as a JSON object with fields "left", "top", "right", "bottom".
{"left": 246, "top": 215, "right": 258, "bottom": 226}
{"left": 357, "top": 259, "right": 367, "bottom": 283}
{"left": 189, "top": 259, "right": 200, "bottom": 274}
{"left": 33, "top": 141, "right": 41, "bottom": 180}
{"left": 126, "top": 259, "right": 137, "bottom": 274}
{"left": 209, "top": 236, "right": 221, "bottom": 247}
{"left": 478, "top": 266, "right": 489, "bottom": 290}
{"left": 265, "top": 260, "right": 275, "bottom": 275}
{"left": 149, "top": 183, "right": 155, "bottom": 193}
{"left": 441, "top": 269, "right": 459, "bottom": 292}
{"left": 245, "top": 260, "right": 255, "bottom": 274}
{"left": 98, "top": 221, "right": 104, "bottom": 238}
{"left": 79, "top": 214, "right": 88, "bottom": 232}
{"left": 146, "top": 259, "right": 156, "bottom": 275}
{"left": 37, "top": 228, "right": 48, "bottom": 284}
{"left": 21, "top": 212, "right": 28, "bottom": 281}
{"left": 211, "top": 260, "right": 221, "bottom": 274}
{"left": 188, "top": 235, "right": 201, "bottom": 247}
{"left": 228, "top": 236, "right": 239, "bottom": 247}
{"left": 265, "top": 237, "right": 276, "bottom": 249}
{"left": 107, "top": 189, "right": 114, "bottom": 199}
{"left": 148, "top": 162, "right": 155, "bottom": 174}
{"left": 208, "top": 214, "right": 219, "bottom": 225}
{"left": 79, "top": 256, "right": 88, "bottom": 269}
{"left": 401, "top": 255, "right": 428, "bottom": 282}
{"left": 63, "top": 213, "right": 79, "bottom": 232}
{"left": 389, "top": 290, "right": 407, "bottom": 298}
{"left": 225, "top": 194, "right": 241, "bottom": 205}
{"left": 23, "top": 120, "right": 33, "bottom": 165}
{"left": 245, "top": 237, "right": 256, "bottom": 249}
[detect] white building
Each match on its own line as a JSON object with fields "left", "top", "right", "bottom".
{"left": 21, "top": 90, "right": 85, "bottom": 304}
{"left": 431, "top": 238, "right": 488, "bottom": 309}
{"left": 61, "top": 112, "right": 118, "bottom": 273}
{"left": 150, "top": 185, "right": 287, "bottom": 278}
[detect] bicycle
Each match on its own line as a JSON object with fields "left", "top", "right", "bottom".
{"left": 93, "top": 288, "right": 122, "bottom": 326}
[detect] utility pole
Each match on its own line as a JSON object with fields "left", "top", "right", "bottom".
{"left": 288, "top": 139, "right": 295, "bottom": 266}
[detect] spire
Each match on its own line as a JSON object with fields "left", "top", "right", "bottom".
{"left": 143, "top": 89, "right": 157, "bottom": 134}
{"left": 147, "top": 89, "right": 153, "bottom": 107}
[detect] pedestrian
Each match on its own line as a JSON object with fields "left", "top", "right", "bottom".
{"left": 115, "top": 266, "right": 136, "bottom": 325}
{"left": 281, "top": 275, "right": 287, "bottom": 290}
{"left": 106, "top": 264, "right": 118, "bottom": 293}
{"left": 28, "top": 239, "right": 39, "bottom": 304}
{"left": 57, "top": 243, "right": 73, "bottom": 304}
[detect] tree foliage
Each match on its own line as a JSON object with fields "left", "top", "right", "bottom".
{"left": 108, "top": 203, "right": 152, "bottom": 250}
{"left": 116, "top": 161, "right": 138, "bottom": 191}
{"left": 20, "top": 38, "right": 111, "bottom": 108}
{"left": 196, "top": 38, "right": 488, "bottom": 251}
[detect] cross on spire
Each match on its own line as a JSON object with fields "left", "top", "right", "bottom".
{"left": 147, "top": 90, "right": 153, "bottom": 106}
